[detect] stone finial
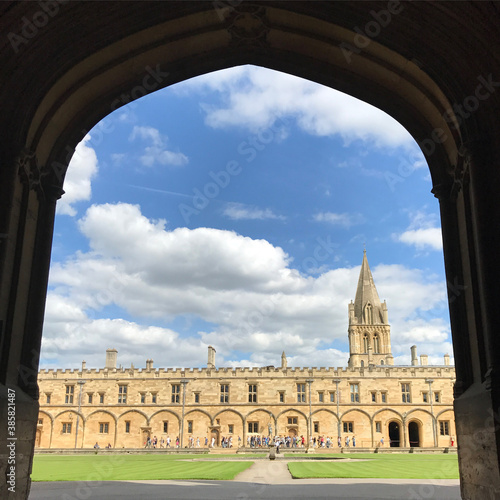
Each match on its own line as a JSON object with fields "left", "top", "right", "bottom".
{"left": 281, "top": 351, "right": 287, "bottom": 369}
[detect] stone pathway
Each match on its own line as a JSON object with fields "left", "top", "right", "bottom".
{"left": 234, "top": 460, "right": 292, "bottom": 484}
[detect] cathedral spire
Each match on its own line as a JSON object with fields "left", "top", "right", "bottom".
{"left": 348, "top": 250, "right": 392, "bottom": 368}
{"left": 353, "top": 250, "right": 385, "bottom": 325}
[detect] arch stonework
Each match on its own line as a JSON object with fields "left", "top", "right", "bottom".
{"left": 0, "top": 3, "right": 499, "bottom": 498}
{"left": 35, "top": 410, "right": 53, "bottom": 449}
{"left": 115, "top": 409, "right": 148, "bottom": 448}
{"left": 83, "top": 410, "right": 117, "bottom": 448}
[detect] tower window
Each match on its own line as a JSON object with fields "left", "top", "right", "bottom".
{"left": 171, "top": 384, "right": 180, "bottom": 403}
{"left": 350, "top": 384, "right": 360, "bottom": 403}
{"left": 363, "top": 334, "right": 369, "bottom": 353}
{"left": 248, "top": 384, "right": 257, "bottom": 403}
{"left": 297, "top": 384, "right": 306, "bottom": 403}
{"left": 373, "top": 334, "right": 380, "bottom": 353}
{"left": 118, "top": 385, "right": 127, "bottom": 404}
{"left": 220, "top": 384, "right": 229, "bottom": 403}
{"left": 401, "top": 383, "right": 411, "bottom": 403}
{"left": 65, "top": 385, "right": 74, "bottom": 404}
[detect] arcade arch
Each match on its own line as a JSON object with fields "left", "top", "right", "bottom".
{"left": 0, "top": 3, "right": 499, "bottom": 498}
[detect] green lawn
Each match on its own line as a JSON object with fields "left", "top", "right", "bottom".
{"left": 31, "top": 455, "right": 253, "bottom": 481}
{"left": 288, "top": 453, "right": 459, "bottom": 479}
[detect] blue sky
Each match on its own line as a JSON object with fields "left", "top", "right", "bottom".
{"left": 41, "top": 65, "right": 451, "bottom": 370}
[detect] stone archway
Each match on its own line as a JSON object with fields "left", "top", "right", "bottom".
{"left": 388, "top": 421, "right": 401, "bottom": 448}
{"left": 408, "top": 421, "right": 420, "bottom": 448}
{"left": 1, "top": 3, "right": 500, "bottom": 498}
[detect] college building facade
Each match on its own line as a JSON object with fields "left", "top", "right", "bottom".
{"left": 36, "top": 252, "right": 456, "bottom": 449}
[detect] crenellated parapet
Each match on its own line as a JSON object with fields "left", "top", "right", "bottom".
{"left": 38, "top": 363, "right": 455, "bottom": 381}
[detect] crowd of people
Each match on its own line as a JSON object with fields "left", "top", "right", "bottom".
{"left": 142, "top": 434, "right": 369, "bottom": 449}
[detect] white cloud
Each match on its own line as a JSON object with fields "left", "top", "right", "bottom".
{"left": 129, "top": 125, "right": 188, "bottom": 167}
{"left": 43, "top": 202, "right": 450, "bottom": 369}
{"left": 41, "top": 294, "right": 208, "bottom": 369}
{"left": 313, "top": 212, "right": 365, "bottom": 228}
{"left": 399, "top": 228, "right": 442, "bottom": 251}
{"left": 56, "top": 135, "right": 98, "bottom": 216}
{"left": 223, "top": 202, "right": 286, "bottom": 221}
{"left": 182, "top": 66, "right": 414, "bottom": 149}
{"left": 395, "top": 211, "right": 443, "bottom": 251}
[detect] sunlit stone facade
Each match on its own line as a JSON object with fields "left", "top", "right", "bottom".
{"left": 36, "top": 253, "right": 455, "bottom": 450}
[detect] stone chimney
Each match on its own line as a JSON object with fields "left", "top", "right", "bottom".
{"left": 81, "top": 360, "right": 86, "bottom": 371}
{"left": 207, "top": 346, "right": 216, "bottom": 369}
{"left": 444, "top": 353, "right": 450, "bottom": 366}
{"left": 411, "top": 345, "right": 418, "bottom": 366}
{"left": 105, "top": 348, "right": 118, "bottom": 369}
{"left": 149, "top": 358, "right": 153, "bottom": 370}
{"left": 420, "top": 354, "right": 428, "bottom": 366}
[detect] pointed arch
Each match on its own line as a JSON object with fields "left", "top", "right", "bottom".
{"left": 148, "top": 409, "right": 180, "bottom": 426}
{"left": 54, "top": 409, "right": 85, "bottom": 421}
{"left": 85, "top": 409, "right": 118, "bottom": 424}
{"left": 212, "top": 408, "right": 245, "bottom": 426}
{"left": 363, "top": 333, "right": 369, "bottom": 353}
{"left": 372, "top": 408, "right": 405, "bottom": 421}
{"left": 311, "top": 408, "right": 339, "bottom": 421}
{"left": 184, "top": 408, "right": 213, "bottom": 421}
{"left": 275, "top": 408, "right": 309, "bottom": 421}
{"left": 116, "top": 409, "right": 149, "bottom": 422}
{"left": 245, "top": 408, "right": 276, "bottom": 422}
{"left": 340, "top": 407, "right": 373, "bottom": 424}
{"left": 364, "top": 303, "right": 373, "bottom": 324}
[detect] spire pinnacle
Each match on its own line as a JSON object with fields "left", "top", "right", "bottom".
{"left": 353, "top": 251, "right": 384, "bottom": 324}
{"left": 281, "top": 351, "right": 287, "bottom": 368}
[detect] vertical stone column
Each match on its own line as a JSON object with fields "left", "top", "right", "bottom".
{"left": 433, "top": 142, "right": 500, "bottom": 498}
{"left": 0, "top": 151, "right": 63, "bottom": 499}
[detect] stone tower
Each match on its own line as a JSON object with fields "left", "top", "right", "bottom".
{"left": 348, "top": 250, "right": 393, "bottom": 368}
